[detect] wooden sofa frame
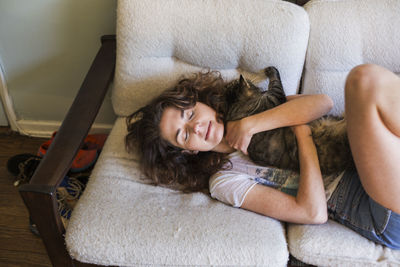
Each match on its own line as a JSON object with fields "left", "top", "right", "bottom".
{"left": 18, "top": 1, "right": 310, "bottom": 266}
{"left": 19, "top": 35, "right": 116, "bottom": 267}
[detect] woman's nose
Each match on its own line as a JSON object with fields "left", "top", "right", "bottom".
{"left": 193, "top": 122, "right": 200, "bottom": 134}
{"left": 191, "top": 121, "right": 201, "bottom": 135}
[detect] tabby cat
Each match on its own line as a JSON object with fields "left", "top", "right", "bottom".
{"left": 224, "top": 66, "right": 353, "bottom": 175}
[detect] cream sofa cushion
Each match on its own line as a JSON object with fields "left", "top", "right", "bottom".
{"left": 112, "top": 0, "right": 310, "bottom": 116}
{"left": 65, "top": 118, "right": 289, "bottom": 266}
{"left": 288, "top": 220, "right": 400, "bottom": 266}
{"left": 302, "top": 0, "right": 400, "bottom": 115}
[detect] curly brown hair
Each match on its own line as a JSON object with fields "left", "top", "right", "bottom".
{"left": 125, "top": 71, "right": 231, "bottom": 192}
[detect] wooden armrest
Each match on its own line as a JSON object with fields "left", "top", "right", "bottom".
{"left": 18, "top": 35, "right": 116, "bottom": 267}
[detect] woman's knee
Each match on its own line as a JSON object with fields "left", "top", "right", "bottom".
{"left": 346, "top": 64, "right": 400, "bottom": 96}
{"left": 345, "top": 64, "right": 385, "bottom": 97}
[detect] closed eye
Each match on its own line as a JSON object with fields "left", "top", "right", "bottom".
{"left": 184, "top": 110, "right": 195, "bottom": 142}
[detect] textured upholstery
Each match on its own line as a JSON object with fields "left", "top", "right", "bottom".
{"left": 288, "top": 220, "right": 400, "bottom": 266}
{"left": 66, "top": 118, "right": 289, "bottom": 266}
{"left": 301, "top": 0, "right": 400, "bottom": 115}
{"left": 112, "top": 0, "right": 310, "bottom": 116}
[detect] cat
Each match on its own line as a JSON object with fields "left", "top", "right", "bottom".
{"left": 224, "top": 66, "right": 353, "bottom": 175}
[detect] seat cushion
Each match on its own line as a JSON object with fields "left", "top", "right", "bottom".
{"left": 289, "top": 0, "right": 400, "bottom": 265}
{"left": 65, "top": 118, "right": 289, "bottom": 266}
{"left": 288, "top": 220, "right": 400, "bottom": 266}
{"left": 302, "top": 0, "right": 400, "bottom": 115}
{"left": 112, "top": 0, "right": 310, "bottom": 116}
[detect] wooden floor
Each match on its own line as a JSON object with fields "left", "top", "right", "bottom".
{"left": 0, "top": 127, "right": 51, "bottom": 267}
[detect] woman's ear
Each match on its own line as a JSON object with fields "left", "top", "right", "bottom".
{"left": 182, "top": 150, "right": 199, "bottom": 155}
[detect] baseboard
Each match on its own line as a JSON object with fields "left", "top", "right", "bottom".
{"left": 17, "top": 120, "right": 114, "bottom": 138}
{"left": 0, "top": 58, "right": 19, "bottom": 131}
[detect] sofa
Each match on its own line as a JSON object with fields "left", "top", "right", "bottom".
{"left": 20, "top": 0, "right": 400, "bottom": 266}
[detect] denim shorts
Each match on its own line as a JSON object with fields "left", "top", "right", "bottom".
{"left": 327, "top": 166, "right": 400, "bottom": 249}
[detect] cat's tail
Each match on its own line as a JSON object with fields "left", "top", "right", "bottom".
{"left": 265, "top": 66, "right": 287, "bottom": 104}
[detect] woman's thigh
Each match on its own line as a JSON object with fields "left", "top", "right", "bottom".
{"left": 345, "top": 64, "right": 400, "bottom": 213}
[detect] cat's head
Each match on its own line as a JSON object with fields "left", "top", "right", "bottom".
{"left": 223, "top": 73, "right": 287, "bottom": 122}
{"left": 224, "top": 75, "right": 264, "bottom": 105}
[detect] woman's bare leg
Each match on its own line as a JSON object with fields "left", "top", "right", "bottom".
{"left": 345, "top": 64, "right": 400, "bottom": 213}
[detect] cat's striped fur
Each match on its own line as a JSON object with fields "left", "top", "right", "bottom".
{"left": 224, "top": 66, "right": 353, "bottom": 175}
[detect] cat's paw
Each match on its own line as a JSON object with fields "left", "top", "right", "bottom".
{"left": 264, "top": 66, "right": 281, "bottom": 80}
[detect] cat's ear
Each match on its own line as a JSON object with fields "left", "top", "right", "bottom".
{"left": 239, "top": 75, "right": 250, "bottom": 88}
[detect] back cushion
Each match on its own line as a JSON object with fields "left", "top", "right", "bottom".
{"left": 112, "top": 0, "right": 310, "bottom": 116}
{"left": 303, "top": 0, "right": 400, "bottom": 115}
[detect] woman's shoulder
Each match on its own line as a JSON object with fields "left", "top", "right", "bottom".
{"left": 209, "top": 155, "right": 258, "bottom": 207}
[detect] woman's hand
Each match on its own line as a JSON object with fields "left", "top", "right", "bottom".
{"left": 225, "top": 117, "right": 254, "bottom": 155}
{"left": 224, "top": 94, "right": 333, "bottom": 155}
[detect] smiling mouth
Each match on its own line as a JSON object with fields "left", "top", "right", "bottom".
{"left": 205, "top": 121, "right": 211, "bottom": 140}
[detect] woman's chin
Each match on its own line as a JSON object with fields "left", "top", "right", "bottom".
{"left": 212, "top": 135, "right": 230, "bottom": 153}
{"left": 214, "top": 125, "right": 225, "bottom": 144}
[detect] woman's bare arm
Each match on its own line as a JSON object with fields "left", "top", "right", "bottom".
{"left": 250, "top": 94, "right": 334, "bottom": 132}
{"left": 240, "top": 124, "right": 327, "bottom": 224}
{"left": 225, "top": 94, "right": 333, "bottom": 154}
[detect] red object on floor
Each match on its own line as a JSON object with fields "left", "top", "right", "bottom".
{"left": 38, "top": 132, "right": 108, "bottom": 172}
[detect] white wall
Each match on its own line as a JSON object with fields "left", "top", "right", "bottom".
{"left": 0, "top": 0, "right": 117, "bottom": 136}
{"left": 0, "top": 101, "right": 7, "bottom": 126}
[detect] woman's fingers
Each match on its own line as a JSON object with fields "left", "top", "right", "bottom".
{"left": 226, "top": 121, "right": 251, "bottom": 154}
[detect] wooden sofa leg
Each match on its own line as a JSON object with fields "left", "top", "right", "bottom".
{"left": 20, "top": 187, "right": 74, "bottom": 267}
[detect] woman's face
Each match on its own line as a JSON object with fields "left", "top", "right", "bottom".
{"left": 159, "top": 102, "right": 224, "bottom": 153}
